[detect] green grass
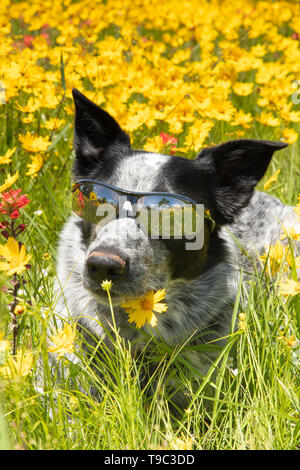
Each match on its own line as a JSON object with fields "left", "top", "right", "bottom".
{"left": 0, "top": 270, "right": 299, "bottom": 450}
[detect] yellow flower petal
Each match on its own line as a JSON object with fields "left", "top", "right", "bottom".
{"left": 0, "top": 147, "right": 16, "bottom": 165}
{"left": 260, "top": 240, "right": 287, "bottom": 275}
{"left": 26, "top": 154, "right": 44, "bottom": 178}
{"left": 278, "top": 279, "right": 300, "bottom": 297}
{"left": 153, "top": 288, "right": 167, "bottom": 303}
{"left": 148, "top": 312, "right": 158, "bottom": 327}
{"left": 0, "top": 171, "right": 19, "bottom": 192}
{"left": 263, "top": 169, "right": 280, "bottom": 191}
{"left": 280, "top": 226, "right": 300, "bottom": 241}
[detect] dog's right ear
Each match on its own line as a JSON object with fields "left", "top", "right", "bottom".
{"left": 166, "top": 139, "right": 287, "bottom": 225}
{"left": 72, "top": 89, "right": 130, "bottom": 177}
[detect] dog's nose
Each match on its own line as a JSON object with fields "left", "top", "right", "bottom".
{"left": 86, "top": 251, "right": 126, "bottom": 283}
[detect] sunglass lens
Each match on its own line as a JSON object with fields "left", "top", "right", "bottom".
{"left": 72, "top": 183, "right": 119, "bottom": 224}
{"left": 137, "top": 196, "right": 203, "bottom": 239}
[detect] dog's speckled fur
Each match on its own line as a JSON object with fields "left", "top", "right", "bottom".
{"left": 49, "top": 89, "right": 299, "bottom": 390}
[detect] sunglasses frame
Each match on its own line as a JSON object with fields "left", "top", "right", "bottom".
{"left": 72, "top": 179, "right": 216, "bottom": 232}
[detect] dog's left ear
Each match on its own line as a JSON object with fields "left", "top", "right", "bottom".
{"left": 196, "top": 139, "right": 288, "bottom": 224}
{"left": 72, "top": 88, "right": 130, "bottom": 177}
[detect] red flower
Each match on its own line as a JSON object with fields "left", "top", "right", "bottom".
{"left": 160, "top": 132, "right": 178, "bottom": 154}
{"left": 23, "top": 35, "right": 35, "bottom": 48}
{"left": 77, "top": 191, "right": 85, "bottom": 211}
{"left": 160, "top": 132, "right": 177, "bottom": 145}
{"left": 0, "top": 189, "right": 30, "bottom": 219}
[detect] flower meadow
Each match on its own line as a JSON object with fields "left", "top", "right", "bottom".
{"left": 0, "top": 0, "right": 300, "bottom": 450}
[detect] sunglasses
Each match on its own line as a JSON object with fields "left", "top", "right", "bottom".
{"left": 72, "top": 179, "right": 215, "bottom": 240}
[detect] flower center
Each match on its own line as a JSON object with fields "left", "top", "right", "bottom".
{"left": 10, "top": 257, "right": 20, "bottom": 268}
{"left": 141, "top": 298, "right": 153, "bottom": 311}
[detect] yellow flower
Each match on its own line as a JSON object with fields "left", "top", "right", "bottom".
{"left": 48, "top": 323, "right": 76, "bottom": 358}
{"left": 166, "top": 116, "right": 184, "bottom": 134}
{"left": 232, "top": 82, "right": 254, "bottom": 96}
{"left": 278, "top": 279, "right": 300, "bottom": 297}
{"left": 19, "top": 132, "right": 50, "bottom": 153}
{"left": 101, "top": 279, "right": 113, "bottom": 291}
{"left": 16, "top": 97, "right": 40, "bottom": 113}
{"left": 124, "top": 108, "right": 154, "bottom": 133}
{"left": 282, "top": 128, "right": 298, "bottom": 145}
{"left": 257, "top": 112, "right": 280, "bottom": 127}
{"left": 170, "top": 436, "right": 193, "bottom": 450}
{"left": 280, "top": 226, "right": 300, "bottom": 241}
{"left": 0, "top": 171, "right": 19, "bottom": 192}
{"left": 143, "top": 135, "right": 164, "bottom": 153}
{"left": 260, "top": 240, "right": 287, "bottom": 275}
{"left": 69, "top": 395, "right": 80, "bottom": 411}
{"left": 0, "top": 332, "right": 10, "bottom": 353}
{"left": 121, "top": 289, "right": 168, "bottom": 328}
{"left": 278, "top": 103, "right": 300, "bottom": 123}
{"left": 205, "top": 97, "right": 235, "bottom": 122}
{"left": 38, "top": 86, "right": 59, "bottom": 109}
{"left": 0, "top": 350, "right": 33, "bottom": 379}
{"left": 89, "top": 191, "right": 98, "bottom": 201}
{"left": 0, "top": 147, "right": 16, "bottom": 165}
{"left": 21, "top": 114, "right": 35, "bottom": 125}
{"left": 286, "top": 253, "right": 300, "bottom": 270}
{"left": 234, "top": 129, "right": 246, "bottom": 138}
{"left": 183, "top": 121, "right": 214, "bottom": 150}
{"left": 26, "top": 154, "right": 44, "bottom": 178}
{"left": 0, "top": 237, "right": 32, "bottom": 276}
{"left": 263, "top": 169, "right": 280, "bottom": 191}
{"left": 43, "top": 118, "right": 66, "bottom": 130}
{"left": 231, "top": 110, "right": 253, "bottom": 129}
{"left": 238, "top": 312, "right": 247, "bottom": 331}
{"left": 251, "top": 44, "right": 267, "bottom": 57}
{"left": 277, "top": 331, "right": 298, "bottom": 349}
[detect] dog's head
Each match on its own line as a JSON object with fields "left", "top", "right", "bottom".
{"left": 71, "top": 88, "right": 287, "bottom": 304}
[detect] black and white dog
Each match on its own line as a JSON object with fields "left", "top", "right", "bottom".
{"left": 51, "top": 88, "right": 299, "bottom": 386}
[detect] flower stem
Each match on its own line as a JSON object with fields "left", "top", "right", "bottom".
{"left": 11, "top": 274, "right": 19, "bottom": 355}
{"left": 9, "top": 221, "right": 19, "bottom": 355}
{"left": 107, "top": 288, "right": 117, "bottom": 333}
